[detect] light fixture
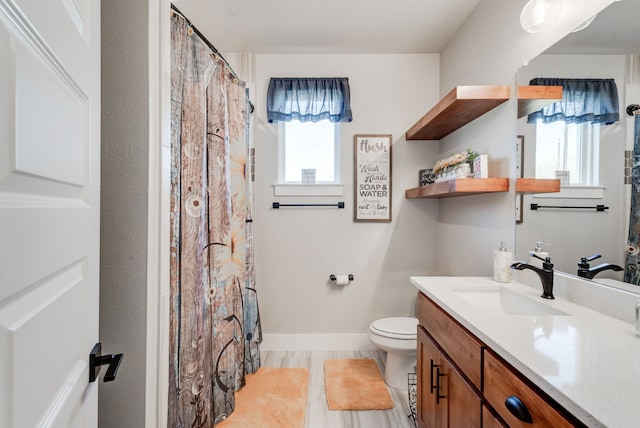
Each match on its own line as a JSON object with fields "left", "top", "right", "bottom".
{"left": 571, "top": 14, "right": 596, "bottom": 33}
{"left": 520, "top": 0, "right": 563, "bottom": 33}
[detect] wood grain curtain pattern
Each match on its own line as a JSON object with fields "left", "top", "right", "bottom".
{"left": 169, "top": 12, "right": 261, "bottom": 427}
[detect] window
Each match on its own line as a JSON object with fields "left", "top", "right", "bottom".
{"left": 278, "top": 120, "right": 340, "bottom": 184}
{"left": 528, "top": 77, "right": 618, "bottom": 187}
{"left": 266, "top": 77, "right": 352, "bottom": 191}
{"left": 534, "top": 119, "right": 600, "bottom": 186}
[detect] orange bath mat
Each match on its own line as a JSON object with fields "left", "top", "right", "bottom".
{"left": 217, "top": 367, "right": 309, "bottom": 428}
{"left": 324, "top": 358, "right": 394, "bottom": 410}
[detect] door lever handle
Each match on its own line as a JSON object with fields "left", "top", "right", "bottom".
{"left": 89, "top": 342, "right": 124, "bottom": 383}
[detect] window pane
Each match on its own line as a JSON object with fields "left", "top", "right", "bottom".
{"left": 535, "top": 120, "right": 598, "bottom": 186}
{"left": 284, "top": 120, "right": 335, "bottom": 182}
{"left": 535, "top": 120, "right": 565, "bottom": 179}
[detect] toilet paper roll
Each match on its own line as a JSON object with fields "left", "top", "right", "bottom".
{"left": 334, "top": 275, "right": 350, "bottom": 285}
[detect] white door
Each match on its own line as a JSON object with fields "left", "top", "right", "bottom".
{"left": 0, "top": 0, "right": 101, "bottom": 426}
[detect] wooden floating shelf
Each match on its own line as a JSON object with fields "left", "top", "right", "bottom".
{"left": 406, "top": 178, "right": 510, "bottom": 199}
{"left": 406, "top": 85, "right": 511, "bottom": 140}
{"left": 515, "top": 178, "right": 561, "bottom": 194}
{"left": 517, "top": 85, "right": 562, "bottom": 118}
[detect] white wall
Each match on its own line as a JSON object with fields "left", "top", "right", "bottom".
{"left": 436, "top": 0, "right": 615, "bottom": 275}
{"left": 516, "top": 54, "right": 627, "bottom": 277}
{"left": 252, "top": 54, "right": 440, "bottom": 336}
{"left": 100, "top": 1, "right": 149, "bottom": 426}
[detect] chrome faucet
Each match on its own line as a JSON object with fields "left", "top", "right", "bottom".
{"left": 510, "top": 254, "right": 555, "bottom": 299}
{"left": 577, "top": 253, "right": 623, "bottom": 279}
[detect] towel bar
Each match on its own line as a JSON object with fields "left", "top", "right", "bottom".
{"left": 272, "top": 202, "right": 345, "bottom": 209}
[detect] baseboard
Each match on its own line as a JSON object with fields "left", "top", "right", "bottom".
{"left": 260, "top": 333, "right": 377, "bottom": 351}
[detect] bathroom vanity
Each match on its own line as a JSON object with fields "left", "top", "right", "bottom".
{"left": 411, "top": 276, "right": 640, "bottom": 428}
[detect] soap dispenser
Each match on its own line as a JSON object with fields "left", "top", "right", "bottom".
{"left": 494, "top": 242, "right": 512, "bottom": 283}
{"left": 529, "top": 242, "right": 550, "bottom": 268}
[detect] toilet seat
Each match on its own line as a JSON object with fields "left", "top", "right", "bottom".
{"left": 370, "top": 317, "right": 417, "bottom": 340}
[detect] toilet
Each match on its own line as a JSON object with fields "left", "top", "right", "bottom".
{"left": 368, "top": 316, "right": 418, "bottom": 389}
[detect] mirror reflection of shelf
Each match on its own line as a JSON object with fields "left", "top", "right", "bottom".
{"left": 517, "top": 86, "right": 563, "bottom": 118}
{"left": 515, "top": 178, "right": 561, "bottom": 194}
{"left": 406, "top": 85, "right": 510, "bottom": 140}
{"left": 406, "top": 178, "right": 509, "bottom": 199}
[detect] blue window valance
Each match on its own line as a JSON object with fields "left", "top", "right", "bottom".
{"left": 527, "top": 78, "right": 619, "bottom": 125}
{"left": 266, "top": 77, "right": 353, "bottom": 123}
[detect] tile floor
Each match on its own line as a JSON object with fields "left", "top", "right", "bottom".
{"left": 261, "top": 350, "right": 416, "bottom": 428}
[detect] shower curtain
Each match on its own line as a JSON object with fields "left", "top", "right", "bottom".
{"left": 169, "top": 11, "right": 261, "bottom": 427}
{"left": 625, "top": 114, "right": 640, "bottom": 285}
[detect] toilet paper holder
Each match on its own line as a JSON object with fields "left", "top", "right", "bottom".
{"left": 329, "top": 274, "right": 354, "bottom": 283}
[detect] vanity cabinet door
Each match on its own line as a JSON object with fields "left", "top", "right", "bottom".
{"left": 441, "top": 356, "right": 481, "bottom": 428}
{"left": 417, "top": 325, "right": 481, "bottom": 428}
{"left": 417, "top": 326, "right": 441, "bottom": 428}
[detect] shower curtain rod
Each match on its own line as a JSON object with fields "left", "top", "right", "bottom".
{"left": 170, "top": 4, "right": 241, "bottom": 83}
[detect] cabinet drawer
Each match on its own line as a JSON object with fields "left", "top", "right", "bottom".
{"left": 484, "top": 350, "right": 578, "bottom": 428}
{"left": 482, "top": 405, "right": 507, "bottom": 428}
{"left": 417, "top": 292, "right": 483, "bottom": 389}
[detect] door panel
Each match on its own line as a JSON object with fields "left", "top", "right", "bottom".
{"left": 0, "top": 3, "right": 87, "bottom": 196}
{"left": 417, "top": 326, "right": 440, "bottom": 428}
{"left": 15, "top": 39, "right": 86, "bottom": 186}
{"left": 444, "top": 357, "right": 481, "bottom": 427}
{"left": 3, "top": 262, "right": 89, "bottom": 427}
{"left": 0, "top": 0, "right": 100, "bottom": 426}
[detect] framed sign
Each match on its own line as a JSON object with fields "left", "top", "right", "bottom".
{"left": 516, "top": 135, "right": 524, "bottom": 224}
{"left": 354, "top": 134, "right": 392, "bottom": 222}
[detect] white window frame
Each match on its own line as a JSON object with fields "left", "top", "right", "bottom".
{"left": 578, "top": 122, "right": 600, "bottom": 186}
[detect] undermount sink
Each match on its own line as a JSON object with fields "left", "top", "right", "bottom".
{"left": 451, "top": 285, "right": 570, "bottom": 316}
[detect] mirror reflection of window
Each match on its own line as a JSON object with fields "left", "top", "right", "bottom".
{"left": 534, "top": 119, "right": 600, "bottom": 186}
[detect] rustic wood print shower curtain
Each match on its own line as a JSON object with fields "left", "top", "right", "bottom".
{"left": 169, "top": 12, "right": 261, "bottom": 427}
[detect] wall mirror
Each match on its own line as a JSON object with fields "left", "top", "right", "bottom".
{"left": 515, "top": 0, "right": 640, "bottom": 291}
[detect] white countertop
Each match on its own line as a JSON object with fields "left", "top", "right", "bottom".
{"left": 411, "top": 276, "right": 640, "bottom": 428}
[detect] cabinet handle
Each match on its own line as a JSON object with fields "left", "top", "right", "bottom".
{"left": 505, "top": 395, "right": 533, "bottom": 424}
{"left": 429, "top": 359, "right": 437, "bottom": 393}
{"left": 435, "top": 370, "right": 446, "bottom": 404}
